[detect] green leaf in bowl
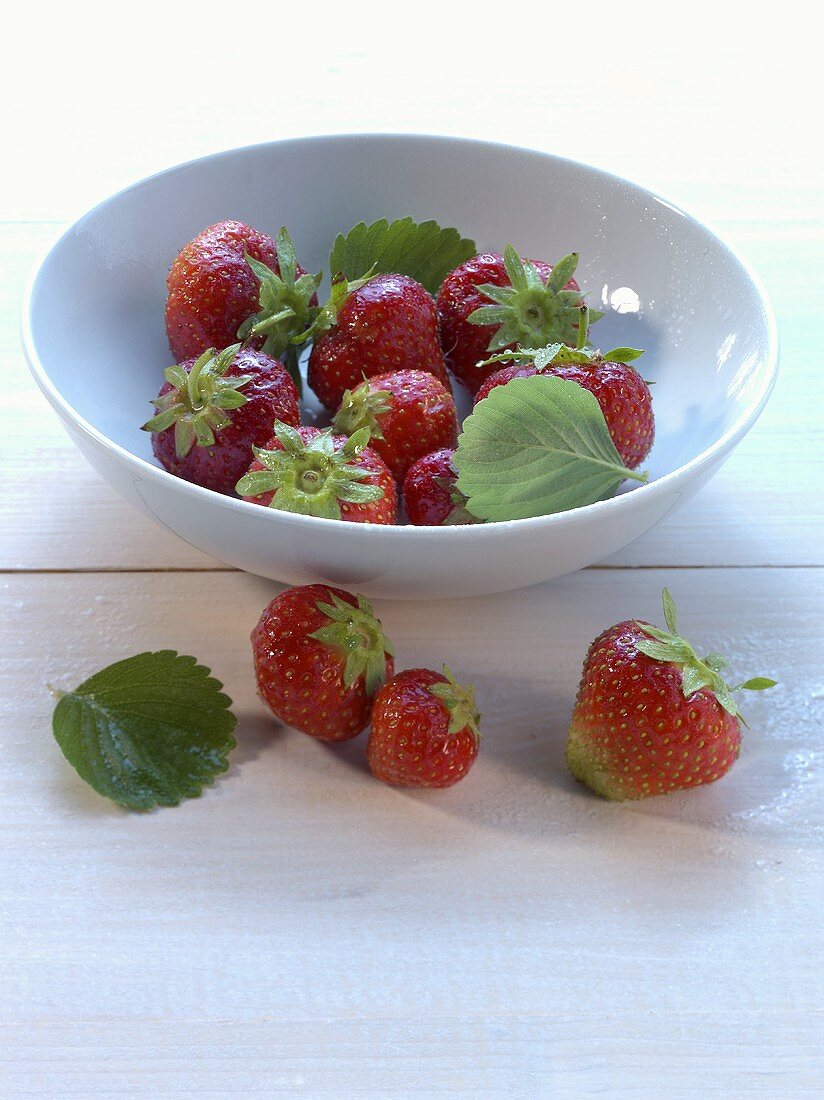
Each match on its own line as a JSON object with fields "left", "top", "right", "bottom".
{"left": 328, "top": 217, "right": 476, "bottom": 295}
{"left": 453, "top": 375, "right": 647, "bottom": 522}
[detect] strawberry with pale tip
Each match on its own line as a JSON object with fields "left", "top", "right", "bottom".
{"left": 566, "top": 589, "right": 776, "bottom": 801}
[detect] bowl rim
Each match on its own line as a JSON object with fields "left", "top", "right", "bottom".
{"left": 20, "top": 131, "right": 780, "bottom": 538}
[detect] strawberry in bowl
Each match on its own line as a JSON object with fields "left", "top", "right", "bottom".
{"left": 164, "top": 221, "right": 319, "bottom": 374}
{"left": 142, "top": 344, "right": 299, "bottom": 496}
{"left": 403, "top": 448, "right": 476, "bottom": 527}
{"left": 437, "top": 246, "right": 593, "bottom": 395}
{"left": 332, "top": 369, "right": 458, "bottom": 484}
{"left": 236, "top": 424, "right": 397, "bottom": 524}
{"left": 474, "top": 308, "right": 655, "bottom": 469}
{"left": 307, "top": 273, "right": 450, "bottom": 411}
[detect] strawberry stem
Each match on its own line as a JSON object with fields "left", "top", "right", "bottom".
{"left": 186, "top": 350, "right": 210, "bottom": 409}
{"left": 635, "top": 590, "right": 777, "bottom": 720}
{"left": 576, "top": 306, "right": 589, "bottom": 351}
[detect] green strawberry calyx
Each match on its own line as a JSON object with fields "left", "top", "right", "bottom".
{"left": 235, "top": 423, "right": 385, "bottom": 520}
{"left": 237, "top": 227, "right": 323, "bottom": 391}
{"left": 309, "top": 591, "right": 395, "bottom": 694}
{"left": 292, "top": 267, "right": 378, "bottom": 345}
{"left": 634, "top": 589, "right": 777, "bottom": 721}
{"left": 428, "top": 666, "right": 481, "bottom": 739}
{"left": 332, "top": 379, "right": 392, "bottom": 440}
{"left": 142, "top": 343, "right": 250, "bottom": 458}
{"left": 467, "top": 245, "right": 602, "bottom": 353}
{"left": 478, "top": 306, "right": 643, "bottom": 373}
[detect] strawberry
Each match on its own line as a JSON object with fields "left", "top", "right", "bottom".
{"left": 331, "top": 369, "right": 458, "bottom": 483}
{"left": 142, "top": 344, "right": 299, "bottom": 496}
{"left": 367, "top": 667, "right": 481, "bottom": 788}
{"left": 236, "top": 424, "right": 397, "bottom": 524}
{"left": 475, "top": 314, "right": 655, "bottom": 469}
{"left": 566, "top": 589, "right": 776, "bottom": 801}
{"left": 307, "top": 273, "right": 450, "bottom": 411}
{"left": 402, "top": 448, "right": 477, "bottom": 526}
{"left": 251, "top": 584, "right": 395, "bottom": 741}
{"left": 437, "top": 245, "right": 592, "bottom": 395}
{"left": 165, "top": 221, "right": 319, "bottom": 382}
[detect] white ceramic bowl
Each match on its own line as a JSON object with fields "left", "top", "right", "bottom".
{"left": 22, "top": 135, "right": 777, "bottom": 598}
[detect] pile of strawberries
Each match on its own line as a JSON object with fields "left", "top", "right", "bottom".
{"left": 137, "top": 218, "right": 775, "bottom": 802}
{"left": 143, "top": 219, "right": 655, "bottom": 523}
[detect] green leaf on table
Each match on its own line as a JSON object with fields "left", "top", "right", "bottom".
{"left": 452, "top": 375, "right": 647, "bottom": 522}
{"left": 328, "top": 217, "right": 476, "bottom": 295}
{"left": 52, "top": 651, "right": 237, "bottom": 811}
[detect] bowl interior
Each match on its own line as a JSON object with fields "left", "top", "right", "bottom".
{"left": 27, "top": 135, "right": 773, "bottom": 491}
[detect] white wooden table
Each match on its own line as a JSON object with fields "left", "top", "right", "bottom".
{"left": 2, "top": 5, "right": 822, "bottom": 1096}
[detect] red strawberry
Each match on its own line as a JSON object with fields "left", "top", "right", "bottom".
{"left": 367, "top": 666, "right": 481, "bottom": 788}
{"left": 142, "top": 344, "right": 299, "bottom": 495}
{"left": 474, "top": 319, "right": 655, "bottom": 469}
{"left": 331, "top": 369, "right": 458, "bottom": 483}
{"left": 402, "top": 448, "right": 477, "bottom": 526}
{"left": 251, "top": 584, "right": 395, "bottom": 741}
{"left": 165, "top": 221, "right": 319, "bottom": 379}
{"left": 236, "top": 424, "right": 397, "bottom": 524}
{"left": 566, "top": 589, "right": 776, "bottom": 800}
{"left": 437, "top": 246, "right": 591, "bottom": 394}
{"left": 307, "top": 273, "right": 450, "bottom": 411}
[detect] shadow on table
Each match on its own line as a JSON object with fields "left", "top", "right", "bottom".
{"left": 325, "top": 664, "right": 815, "bottom": 856}
{"left": 224, "top": 709, "right": 285, "bottom": 780}
{"left": 48, "top": 707, "right": 283, "bottom": 818}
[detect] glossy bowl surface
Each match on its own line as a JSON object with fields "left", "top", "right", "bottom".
{"left": 22, "top": 134, "right": 778, "bottom": 598}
